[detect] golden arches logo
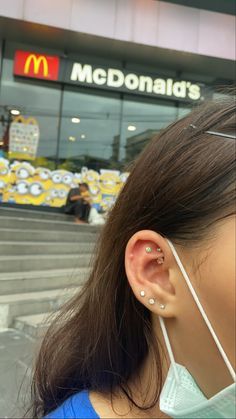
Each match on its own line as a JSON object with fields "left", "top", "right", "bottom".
{"left": 24, "top": 54, "right": 49, "bottom": 77}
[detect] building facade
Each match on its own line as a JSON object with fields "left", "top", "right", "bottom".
{"left": 0, "top": 0, "right": 235, "bottom": 209}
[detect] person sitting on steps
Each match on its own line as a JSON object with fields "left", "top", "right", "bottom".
{"left": 64, "top": 182, "right": 92, "bottom": 224}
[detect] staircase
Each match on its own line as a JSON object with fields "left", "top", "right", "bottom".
{"left": 0, "top": 206, "right": 100, "bottom": 337}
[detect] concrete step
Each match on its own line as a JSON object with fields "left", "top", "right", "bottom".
{"left": 0, "top": 241, "right": 95, "bottom": 256}
{"left": 0, "top": 287, "right": 78, "bottom": 328}
{"left": 0, "top": 228, "right": 98, "bottom": 242}
{"left": 0, "top": 267, "right": 89, "bottom": 295}
{"left": 13, "top": 312, "right": 54, "bottom": 338}
{"left": 0, "top": 216, "right": 101, "bottom": 233}
{"left": 0, "top": 254, "right": 92, "bottom": 273}
{"left": 0, "top": 206, "right": 74, "bottom": 222}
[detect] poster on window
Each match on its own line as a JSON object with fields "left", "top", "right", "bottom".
{"left": 9, "top": 116, "right": 40, "bottom": 160}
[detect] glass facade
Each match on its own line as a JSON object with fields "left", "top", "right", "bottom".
{"left": 0, "top": 42, "right": 61, "bottom": 170}
{"left": 0, "top": 40, "right": 197, "bottom": 209}
{"left": 58, "top": 86, "right": 122, "bottom": 172}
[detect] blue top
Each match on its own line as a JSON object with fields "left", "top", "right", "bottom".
{"left": 44, "top": 390, "right": 100, "bottom": 419}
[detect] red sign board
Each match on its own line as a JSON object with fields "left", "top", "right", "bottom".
{"left": 14, "top": 50, "right": 60, "bottom": 81}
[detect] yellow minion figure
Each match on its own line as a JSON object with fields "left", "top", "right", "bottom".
{"left": 99, "top": 170, "right": 121, "bottom": 196}
{"left": 13, "top": 180, "right": 31, "bottom": 204}
{"left": 89, "top": 184, "right": 102, "bottom": 212}
{"left": 99, "top": 170, "right": 121, "bottom": 211}
{"left": 9, "top": 161, "right": 35, "bottom": 186}
{"left": 61, "top": 171, "right": 74, "bottom": 189}
{"left": 45, "top": 186, "right": 69, "bottom": 208}
{"left": 46, "top": 170, "right": 73, "bottom": 207}
{"left": 33, "top": 167, "right": 52, "bottom": 193}
{"left": 2, "top": 183, "right": 17, "bottom": 204}
{"left": 8, "top": 162, "right": 35, "bottom": 204}
{"left": 28, "top": 182, "right": 47, "bottom": 206}
{"left": 82, "top": 169, "right": 100, "bottom": 188}
{"left": 72, "top": 173, "right": 82, "bottom": 187}
{"left": 0, "top": 158, "right": 10, "bottom": 201}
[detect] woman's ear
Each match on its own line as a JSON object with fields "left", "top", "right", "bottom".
{"left": 125, "top": 230, "right": 179, "bottom": 318}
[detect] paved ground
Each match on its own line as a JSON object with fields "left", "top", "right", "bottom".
{"left": 0, "top": 329, "right": 37, "bottom": 418}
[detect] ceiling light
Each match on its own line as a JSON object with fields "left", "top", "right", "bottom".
{"left": 68, "top": 136, "right": 76, "bottom": 142}
{"left": 128, "top": 125, "right": 136, "bottom": 131}
{"left": 10, "top": 109, "right": 20, "bottom": 116}
{"left": 71, "top": 117, "right": 80, "bottom": 124}
{"left": 81, "top": 134, "right": 86, "bottom": 139}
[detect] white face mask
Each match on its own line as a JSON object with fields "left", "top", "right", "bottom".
{"left": 159, "top": 239, "right": 236, "bottom": 419}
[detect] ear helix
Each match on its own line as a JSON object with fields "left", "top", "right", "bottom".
{"left": 142, "top": 245, "right": 166, "bottom": 309}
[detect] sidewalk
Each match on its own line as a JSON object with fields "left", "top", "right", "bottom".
{"left": 0, "top": 329, "right": 36, "bottom": 418}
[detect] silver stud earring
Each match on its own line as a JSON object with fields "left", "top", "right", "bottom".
{"left": 157, "top": 257, "right": 164, "bottom": 265}
{"left": 145, "top": 246, "right": 152, "bottom": 253}
{"left": 159, "top": 303, "right": 166, "bottom": 310}
{"left": 157, "top": 247, "right": 162, "bottom": 252}
{"left": 140, "top": 290, "right": 145, "bottom": 297}
{"left": 149, "top": 298, "right": 155, "bottom": 305}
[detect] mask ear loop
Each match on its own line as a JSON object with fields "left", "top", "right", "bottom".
{"left": 166, "top": 239, "right": 236, "bottom": 383}
{"left": 159, "top": 316, "right": 180, "bottom": 383}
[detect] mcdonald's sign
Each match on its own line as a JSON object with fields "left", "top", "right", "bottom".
{"left": 14, "top": 50, "right": 60, "bottom": 81}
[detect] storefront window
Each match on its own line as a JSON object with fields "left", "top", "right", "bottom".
{"left": 0, "top": 41, "right": 61, "bottom": 169}
{"left": 59, "top": 87, "right": 122, "bottom": 172}
{"left": 119, "top": 95, "right": 177, "bottom": 164}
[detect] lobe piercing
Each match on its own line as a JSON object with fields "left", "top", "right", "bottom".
{"left": 145, "top": 246, "right": 152, "bottom": 253}
{"left": 149, "top": 298, "right": 155, "bottom": 305}
{"left": 159, "top": 303, "right": 166, "bottom": 310}
{"left": 140, "top": 290, "right": 146, "bottom": 297}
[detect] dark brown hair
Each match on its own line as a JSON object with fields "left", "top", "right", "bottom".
{"left": 79, "top": 182, "right": 89, "bottom": 190}
{"left": 29, "top": 97, "right": 235, "bottom": 417}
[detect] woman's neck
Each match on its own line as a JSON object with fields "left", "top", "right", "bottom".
{"left": 90, "top": 318, "right": 170, "bottom": 418}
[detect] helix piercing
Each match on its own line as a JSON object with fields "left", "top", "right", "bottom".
{"left": 145, "top": 246, "right": 152, "bottom": 253}
{"left": 157, "top": 247, "right": 162, "bottom": 252}
{"left": 140, "top": 290, "right": 146, "bottom": 297}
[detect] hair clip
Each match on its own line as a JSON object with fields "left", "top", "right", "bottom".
{"left": 205, "top": 130, "right": 236, "bottom": 140}
{"left": 188, "top": 123, "right": 236, "bottom": 140}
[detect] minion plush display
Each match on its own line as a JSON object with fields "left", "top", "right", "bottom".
{"left": 33, "top": 167, "right": 52, "bottom": 190}
{"left": 6, "top": 161, "right": 35, "bottom": 204}
{"left": 89, "top": 184, "right": 102, "bottom": 212}
{"left": 82, "top": 168, "right": 100, "bottom": 188}
{"left": 1, "top": 160, "right": 130, "bottom": 210}
{"left": 99, "top": 170, "right": 122, "bottom": 211}
{"left": 47, "top": 170, "right": 74, "bottom": 207}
